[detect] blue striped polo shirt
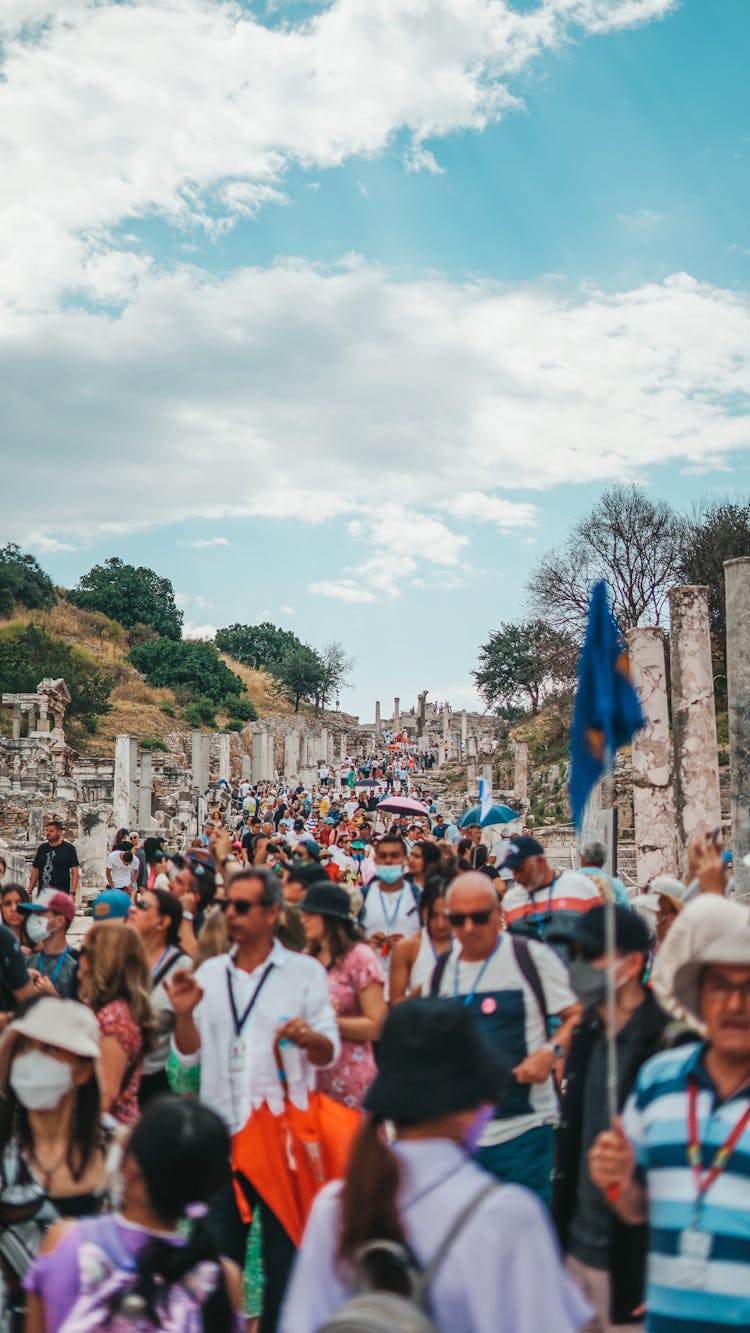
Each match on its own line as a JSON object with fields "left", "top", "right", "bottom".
{"left": 622, "top": 1041, "right": 750, "bottom": 1332}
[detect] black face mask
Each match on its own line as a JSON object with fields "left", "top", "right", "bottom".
{"left": 568, "top": 959, "right": 609, "bottom": 1009}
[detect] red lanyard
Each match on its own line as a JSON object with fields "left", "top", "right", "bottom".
{"left": 687, "top": 1080, "right": 750, "bottom": 1201}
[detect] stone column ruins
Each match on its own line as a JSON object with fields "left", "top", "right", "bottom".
{"left": 668, "top": 585, "right": 722, "bottom": 870}
{"left": 725, "top": 558, "right": 750, "bottom": 898}
{"left": 374, "top": 701, "right": 382, "bottom": 743}
{"left": 626, "top": 627, "right": 677, "bottom": 882}
{"left": 217, "top": 733, "right": 231, "bottom": 786}
{"left": 114, "top": 735, "right": 133, "bottom": 830}
{"left": 138, "top": 752, "right": 155, "bottom": 828}
{"left": 417, "top": 691, "right": 428, "bottom": 738}
{"left": 393, "top": 697, "right": 401, "bottom": 732}
{"left": 191, "top": 731, "right": 210, "bottom": 793}
{"left": 284, "top": 731, "right": 300, "bottom": 781}
{"left": 512, "top": 739, "right": 529, "bottom": 805}
{"left": 460, "top": 710, "right": 467, "bottom": 758}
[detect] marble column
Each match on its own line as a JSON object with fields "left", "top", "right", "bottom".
{"left": 512, "top": 740, "right": 529, "bottom": 805}
{"left": 11, "top": 701, "right": 21, "bottom": 740}
{"left": 319, "top": 727, "right": 329, "bottom": 764}
{"left": 627, "top": 626, "right": 677, "bottom": 882}
{"left": 725, "top": 558, "right": 750, "bottom": 898}
{"left": 114, "top": 735, "right": 133, "bottom": 831}
{"left": 284, "top": 730, "right": 300, "bottom": 781}
{"left": 374, "top": 701, "right": 382, "bottom": 743}
{"left": 339, "top": 733, "right": 347, "bottom": 761}
{"left": 36, "top": 703, "right": 50, "bottom": 733}
{"left": 393, "top": 697, "right": 401, "bottom": 732}
{"left": 217, "top": 733, "right": 231, "bottom": 785}
{"left": 191, "top": 731, "right": 210, "bottom": 793}
{"left": 138, "top": 752, "right": 154, "bottom": 827}
{"left": 460, "top": 710, "right": 468, "bottom": 758}
{"left": 417, "top": 691, "right": 428, "bottom": 738}
{"left": 669, "top": 585, "right": 722, "bottom": 869}
{"left": 128, "top": 738, "right": 139, "bottom": 825}
{"left": 241, "top": 754, "right": 252, "bottom": 781}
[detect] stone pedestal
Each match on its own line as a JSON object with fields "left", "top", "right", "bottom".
{"left": 669, "top": 586, "right": 722, "bottom": 869}
{"left": 114, "top": 736, "right": 133, "bottom": 831}
{"left": 725, "top": 558, "right": 750, "bottom": 898}
{"left": 627, "top": 627, "right": 677, "bottom": 882}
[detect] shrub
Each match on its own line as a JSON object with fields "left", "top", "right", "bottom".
{"left": 223, "top": 720, "right": 243, "bottom": 733}
{"left": 129, "top": 637, "right": 243, "bottom": 704}
{"left": 140, "top": 735, "right": 168, "bottom": 752}
{"left": 224, "top": 695, "right": 258, "bottom": 722}
{"left": 0, "top": 623, "right": 112, "bottom": 728}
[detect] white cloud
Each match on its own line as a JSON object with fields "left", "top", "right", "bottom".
{"left": 23, "top": 531, "right": 77, "bottom": 553}
{"left": 446, "top": 493, "right": 538, "bottom": 529}
{"left": 183, "top": 621, "right": 218, "bottom": 640}
{"left": 617, "top": 207, "right": 665, "bottom": 230}
{"left": 279, "top": 604, "right": 296, "bottom": 616}
{"left": 180, "top": 537, "right": 230, "bottom": 548}
{"left": 308, "top": 580, "right": 376, "bottom": 604}
{"left": 0, "top": 0, "right": 677, "bottom": 305}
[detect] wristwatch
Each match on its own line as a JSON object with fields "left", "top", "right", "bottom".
{"left": 545, "top": 1041, "right": 565, "bottom": 1060}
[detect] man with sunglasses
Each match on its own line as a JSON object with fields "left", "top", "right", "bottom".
{"left": 431, "top": 872, "right": 579, "bottom": 1204}
{"left": 166, "top": 866, "right": 339, "bottom": 1333}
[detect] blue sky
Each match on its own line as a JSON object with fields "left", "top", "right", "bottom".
{"left": 2, "top": 0, "right": 749, "bottom": 721}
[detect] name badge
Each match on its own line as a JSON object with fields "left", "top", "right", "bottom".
{"left": 228, "top": 1040, "right": 245, "bottom": 1074}
{"left": 676, "top": 1228, "right": 712, "bottom": 1288}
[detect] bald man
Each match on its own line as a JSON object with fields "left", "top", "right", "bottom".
{"left": 431, "top": 872, "right": 579, "bottom": 1204}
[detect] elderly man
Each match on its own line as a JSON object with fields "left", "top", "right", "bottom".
{"left": 590, "top": 919, "right": 750, "bottom": 1332}
{"left": 502, "top": 835, "right": 602, "bottom": 946}
{"left": 579, "top": 840, "right": 631, "bottom": 908}
{"left": 432, "top": 871, "right": 579, "bottom": 1203}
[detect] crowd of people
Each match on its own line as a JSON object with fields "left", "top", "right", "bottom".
{"left": 0, "top": 747, "right": 747, "bottom": 1333}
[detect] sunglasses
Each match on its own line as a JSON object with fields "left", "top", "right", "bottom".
{"left": 447, "top": 910, "right": 494, "bottom": 927}
{"left": 226, "top": 898, "right": 268, "bottom": 916}
{"left": 132, "top": 899, "right": 151, "bottom": 911}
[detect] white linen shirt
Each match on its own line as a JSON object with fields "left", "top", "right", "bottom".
{"left": 280, "top": 1139, "right": 591, "bottom": 1333}
{"left": 170, "top": 940, "right": 340, "bottom": 1133}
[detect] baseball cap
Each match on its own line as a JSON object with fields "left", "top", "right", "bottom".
{"left": 8, "top": 996, "right": 100, "bottom": 1060}
{"left": 501, "top": 835, "right": 545, "bottom": 870}
{"left": 20, "top": 888, "right": 75, "bottom": 923}
{"left": 560, "top": 904, "right": 652, "bottom": 957}
{"left": 90, "top": 888, "right": 131, "bottom": 920}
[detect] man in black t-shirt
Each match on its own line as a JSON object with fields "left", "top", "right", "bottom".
{"left": 29, "top": 819, "right": 80, "bottom": 898}
{"left": 0, "top": 922, "right": 35, "bottom": 1017}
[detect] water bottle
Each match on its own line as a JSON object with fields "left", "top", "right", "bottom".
{"left": 278, "top": 1015, "right": 304, "bottom": 1084}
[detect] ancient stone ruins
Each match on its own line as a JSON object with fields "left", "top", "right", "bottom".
{"left": 1, "top": 562, "right": 749, "bottom": 899}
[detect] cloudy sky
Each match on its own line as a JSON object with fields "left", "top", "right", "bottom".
{"left": 2, "top": 0, "right": 749, "bottom": 720}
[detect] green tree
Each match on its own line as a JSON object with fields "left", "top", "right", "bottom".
{"left": 528, "top": 484, "right": 684, "bottom": 635}
{"left": 277, "top": 645, "right": 326, "bottom": 713}
{"left": 69, "top": 557, "right": 183, "bottom": 639}
{"left": 473, "top": 619, "right": 577, "bottom": 716}
{"left": 0, "top": 544, "right": 57, "bottom": 618}
{"left": 0, "top": 623, "right": 112, "bottom": 727}
{"left": 128, "top": 638, "right": 243, "bottom": 704}
{"left": 215, "top": 622, "right": 304, "bottom": 672}
{"left": 224, "top": 695, "right": 258, "bottom": 722}
{"left": 317, "top": 640, "right": 354, "bottom": 709}
{"left": 679, "top": 498, "right": 750, "bottom": 682}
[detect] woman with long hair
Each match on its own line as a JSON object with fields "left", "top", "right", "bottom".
{"left": 389, "top": 877, "right": 454, "bottom": 1003}
{"left": 280, "top": 1000, "right": 590, "bottom": 1333}
{"left": 405, "top": 840, "right": 442, "bottom": 893}
{"left": 128, "top": 889, "right": 192, "bottom": 1107}
{"left": 77, "top": 923, "right": 156, "bottom": 1125}
{"left": 0, "top": 997, "right": 115, "bottom": 1329}
{"left": 25, "top": 1096, "right": 245, "bottom": 1332}
{"left": 1, "top": 882, "right": 30, "bottom": 947}
{"left": 300, "top": 883, "right": 385, "bottom": 1110}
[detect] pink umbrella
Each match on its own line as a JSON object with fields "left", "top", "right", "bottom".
{"left": 376, "top": 795, "right": 431, "bottom": 817}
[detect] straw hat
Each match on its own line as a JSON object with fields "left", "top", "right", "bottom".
{"left": 672, "top": 927, "right": 750, "bottom": 1029}
{"left": 651, "top": 895, "right": 750, "bottom": 1031}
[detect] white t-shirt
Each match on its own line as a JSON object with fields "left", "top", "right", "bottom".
{"left": 106, "top": 850, "right": 136, "bottom": 890}
{"left": 360, "top": 880, "right": 421, "bottom": 995}
{"left": 437, "top": 934, "right": 575, "bottom": 1144}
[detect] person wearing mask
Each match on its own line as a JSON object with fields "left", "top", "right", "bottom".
{"left": 359, "top": 835, "right": 421, "bottom": 997}
{"left": 554, "top": 906, "right": 669, "bottom": 1332}
{"left": 501, "top": 836, "right": 602, "bottom": 946}
{"left": 280, "top": 999, "right": 591, "bottom": 1333}
{"left": 1, "top": 881, "right": 31, "bottom": 946}
{"left": 128, "top": 888, "right": 192, "bottom": 1106}
{"left": 105, "top": 839, "right": 138, "bottom": 896}
{"left": 589, "top": 918, "right": 750, "bottom": 1333}
{"left": 166, "top": 866, "right": 340, "bottom": 1333}
{"left": 77, "top": 922, "right": 156, "bottom": 1125}
{"left": 0, "top": 997, "right": 116, "bottom": 1327}
{"left": 432, "top": 872, "right": 579, "bottom": 1204}
{"left": 25, "top": 1096, "right": 245, "bottom": 1332}
{"left": 300, "top": 883, "right": 386, "bottom": 1110}
{"left": 390, "top": 877, "right": 454, "bottom": 1002}
{"left": 28, "top": 820, "right": 79, "bottom": 901}
{"left": 20, "top": 889, "right": 79, "bottom": 998}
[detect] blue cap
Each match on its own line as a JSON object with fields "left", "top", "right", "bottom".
{"left": 90, "top": 889, "right": 131, "bottom": 920}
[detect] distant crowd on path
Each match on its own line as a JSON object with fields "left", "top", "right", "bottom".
{"left": 0, "top": 741, "right": 747, "bottom": 1333}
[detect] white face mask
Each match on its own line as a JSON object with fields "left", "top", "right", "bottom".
{"left": 26, "top": 915, "right": 52, "bottom": 945}
{"left": 10, "top": 1049, "right": 74, "bottom": 1111}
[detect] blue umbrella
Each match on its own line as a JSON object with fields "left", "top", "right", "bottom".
{"left": 458, "top": 803, "right": 519, "bottom": 829}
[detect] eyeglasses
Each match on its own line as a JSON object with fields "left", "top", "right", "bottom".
{"left": 447, "top": 910, "right": 493, "bottom": 927}
{"left": 226, "top": 899, "right": 268, "bottom": 916}
{"left": 132, "top": 899, "right": 150, "bottom": 911}
{"left": 703, "top": 977, "right": 750, "bottom": 1002}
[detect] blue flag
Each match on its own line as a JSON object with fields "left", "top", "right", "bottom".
{"left": 568, "top": 580, "right": 645, "bottom": 830}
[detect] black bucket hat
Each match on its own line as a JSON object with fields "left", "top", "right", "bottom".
{"left": 364, "top": 998, "right": 510, "bottom": 1123}
{"left": 299, "top": 883, "right": 352, "bottom": 921}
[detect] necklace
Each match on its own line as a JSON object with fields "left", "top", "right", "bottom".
{"left": 29, "top": 1141, "right": 69, "bottom": 1189}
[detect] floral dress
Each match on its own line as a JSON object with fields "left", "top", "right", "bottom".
{"left": 96, "top": 999, "right": 143, "bottom": 1126}
{"left": 316, "top": 943, "right": 384, "bottom": 1110}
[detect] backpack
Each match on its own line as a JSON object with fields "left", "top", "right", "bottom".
{"left": 315, "top": 1181, "right": 496, "bottom": 1333}
{"left": 430, "top": 933, "right": 549, "bottom": 1029}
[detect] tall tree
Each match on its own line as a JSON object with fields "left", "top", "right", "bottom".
{"left": 317, "top": 640, "right": 354, "bottom": 709}
{"left": 277, "top": 645, "right": 326, "bottom": 713}
{"left": 679, "top": 498, "right": 750, "bottom": 679}
{"left": 473, "top": 619, "right": 577, "bottom": 715}
{"left": 69, "top": 557, "right": 183, "bottom": 640}
{"left": 527, "top": 484, "right": 684, "bottom": 635}
{"left": 0, "top": 544, "right": 57, "bottom": 618}
{"left": 215, "top": 622, "right": 304, "bottom": 673}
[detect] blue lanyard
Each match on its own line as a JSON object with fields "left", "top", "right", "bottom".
{"left": 151, "top": 948, "right": 170, "bottom": 976}
{"left": 39, "top": 947, "right": 69, "bottom": 986}
{"left": 454, "top": 941, "right": 501, "bottom": 1006}
{"left": 379, "top": 888, "right": 405, "bottom": 932}
{"left": 528, "top": 876, "right": 558, "bottom": 922}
